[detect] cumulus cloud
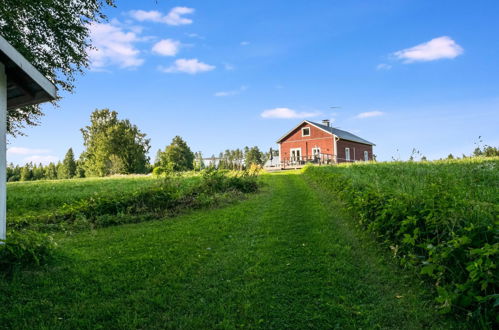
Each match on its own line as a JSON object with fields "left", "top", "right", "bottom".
{"left": 87, "top": 22, "right": 144, "bottom": 69}
{"left": 159, "top": 58, "right": 215, "bottom": 74}
{"left": 376, "top": 63, "right": 392, "bottom": 70}
{"left": 152, "top": 39, "right": 181, "bottom": 56}
{"left": 214, "top": 86, "right": 247, "bottom": 97}
{"left": 130, "top": 7, "right": 194, "bottom": 26}
{"left": 355, "top": 111, "right": 385, "bottom": 119}
{"left": 393, "top": 36, "right": 463, "bottom": 63}
{"left": 129, "top": 10, "right": 162, "bottom": 22}
{"left": 7, "top": 147, "right": 51, "bottom": 155}
{"left": 260, "top": 107, "right": 322, "bottom": 119}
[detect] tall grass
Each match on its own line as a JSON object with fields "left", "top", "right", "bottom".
{"left": 304, "top": 157, "right": 498, "bottom": 326}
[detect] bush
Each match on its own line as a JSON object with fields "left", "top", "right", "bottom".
{"left": 152, "top": 166, "right": 167, "bottom": 176}
{"left": 0, "top": 230, "right": 55, "bottom": 272}
{"left": 9, "top": 169, "right": 260, "bottom": 232}
{"left": 304, "top": 158, "right": 499, "bottom": 325}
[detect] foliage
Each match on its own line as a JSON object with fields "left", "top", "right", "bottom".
{"left": 152, "top": 166, "right": 167, "bottom": 177}
{"left": 0, "top": 230, "right": 55, "bottom": 272}
{"left": 81, "top": 109, "right": 150, "bottom": 176}
{"left": 193, "top": 151, "right": 205, "bottom": 171}
{"left": 304, "top": 158, "right": 499, "bottom": 325}
{"left": 245, "top": 146, "right": 264, "bottom": 166}
{"left": 474, "top": 146, "right": 499, "bottom": 157}
{"left": 157, "top": 136, "right": 195, "bottom": 172}
{"left": 8, "top": 161, "right": 81, "bottom": 182}
{"left": 0, "top": 0, "right": 114, "bottom": 135}
{"left": 61, "top": 148, "right": 77, "bottom": 179}
{"left": 217, "top": 149, "right": 244, "bottom": 170}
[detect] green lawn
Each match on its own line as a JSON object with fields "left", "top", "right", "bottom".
{"left": 7, "top": 175, "right": 160, "bottom": 219}
{"left": 0, "top": 172, "right": 461, "bottom": 329}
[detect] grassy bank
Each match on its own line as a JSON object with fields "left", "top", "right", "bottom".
{"left": 304, "top": 158, "right": 498, "bottom": 327}
{"left": 7, "top": 175, "right": 159, "bottom": 220}
{"left": 1, "top": 170, "right": 259, "bottom": 271}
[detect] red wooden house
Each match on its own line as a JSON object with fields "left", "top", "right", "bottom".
{"left": 277, "top": 120, "right": 375, "bottom": 167}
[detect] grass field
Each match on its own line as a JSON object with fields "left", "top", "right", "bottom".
{"left": 0, "top": 171, "right": 462, "bottom": 329}
{"left": 7, "top": 175, "right": 161, "bottom": 220}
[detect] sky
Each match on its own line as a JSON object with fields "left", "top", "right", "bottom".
{"left": 7, "top": 0, "right": 499, "bottom": 165}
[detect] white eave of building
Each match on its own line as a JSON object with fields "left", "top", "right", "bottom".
{"left": 0, "top": 35, "right": 57, "bottom": 110}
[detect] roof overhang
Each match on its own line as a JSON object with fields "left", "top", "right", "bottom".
{"left": 0, "top": 35, "right": 57, "bottom": 110}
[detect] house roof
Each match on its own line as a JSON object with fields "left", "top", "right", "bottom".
{"left": 308, "top": 120, "right": 375, "bottom": 145}
{"left": 0, "top": 35, "right": 57, "bottom": 110}
{"left": 277, "top": 120, "right": 375, "bottom": 146}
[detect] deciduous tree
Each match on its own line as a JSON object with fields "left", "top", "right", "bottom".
{"left": 81, "top": 109, "right": 150, "bottom": 176}
{"left": 158, "top": 136, "right": 195, "bottom": 172}
{"left": 0, "top": 0, "right": 115, "bottom": 135}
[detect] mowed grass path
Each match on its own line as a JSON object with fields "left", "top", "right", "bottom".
{"left": 0, "top": 172, "right": 459, "bottom": 329}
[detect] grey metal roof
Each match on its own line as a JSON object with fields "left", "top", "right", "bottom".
{"left": 0, "top": 35, "right": 57, "bottom": 110}
{"left": 307, "top": 120, "right": 375, "bottom": 145}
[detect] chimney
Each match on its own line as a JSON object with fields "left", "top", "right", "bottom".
{"left": 322, "top": 119, "right": 330, "bottom": 127}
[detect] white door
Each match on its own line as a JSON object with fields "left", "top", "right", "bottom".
{"left": 312, "top": 147, "right": 320, "bottom": 161}
{"left": 290, "top": 148, "right": 301, "bottom": 163}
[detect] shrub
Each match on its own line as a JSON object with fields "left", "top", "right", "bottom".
{"left": 0, "top": 230, "right": 55, "bottom": 272}
{"left": 9, "top": 169, "right": 260, "bottom": 233}
{"left": 152, "top": 166, "right": 167, "bottom": 176}
{"left": 304, "top": 158, "right": 499, "bottom": 325}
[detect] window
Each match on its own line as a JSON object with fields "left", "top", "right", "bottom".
{"left": 364, "top": 151, "right": 369, "bottom": 161}
{"left": 345, "top": 148, "right": 350, "bottom": 161}
{"left": 302, "top": 127, "right": 310, "bottom": 137}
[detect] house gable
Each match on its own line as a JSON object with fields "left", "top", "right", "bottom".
{"left": 277, "top": 120, "right": 333, "bottom": 143}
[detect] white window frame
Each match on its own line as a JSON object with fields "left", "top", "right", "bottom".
{"left": 301, "top": 127, "right": 310, "bottom": 137}
{"left": 312, "top": 147, "right": 321, "bottom": 156}
{"left": 345, "top": 147, "right": 350, "bottom": 161}
{"left": 364, "top": 150, "right": 369, "bottom": 161}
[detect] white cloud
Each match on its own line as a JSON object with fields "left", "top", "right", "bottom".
{"left": 376, "top": 63, "right": 392, "bottom": 70}
{"left": 260, "top": 107, "right": 322, "bottom": 119}
{"left": 240, "top": 41, "right": 250, "bottom": 46}
{"left": 130, "top": 7, "right": 194, "bottom": 26}
{"left": 24, "top": 155, "right": 59, "bottom": 165}
{"left": 129, "top": 10, "right": 163, "bottom": 22}
{"left": 393, "top": 36, "right": 463, "bottom": 63}
{"left": 165, "top": 7, "right": 195, "bottom": 25}
{"left": 355, "top": 111, "right": 385, "bottom": 119}
{"left": 87, "top": 22, "right": 144, "bottom": 69}
{"left": 214, "top": 86, "right": 247, "bottom": 97}
{"left": 152, "top": 39, "right": 180, "bottom": 56}
{"left": 7, "top": 147, "right": 50, "bottom": 155}
{"left": 159, "top": 58, "right": 215, "bottom": 74}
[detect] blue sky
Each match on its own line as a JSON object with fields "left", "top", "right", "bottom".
{"left": 7, "top": 0, "right": 499, "bottom": 165}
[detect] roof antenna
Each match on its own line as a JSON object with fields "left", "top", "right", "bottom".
{"left": 328, "top": 106, "right": 342, "bottom": 129}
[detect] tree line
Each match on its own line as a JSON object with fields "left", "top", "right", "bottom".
{"left": 8, "top": 109, "right": 269, "bottom": 182}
